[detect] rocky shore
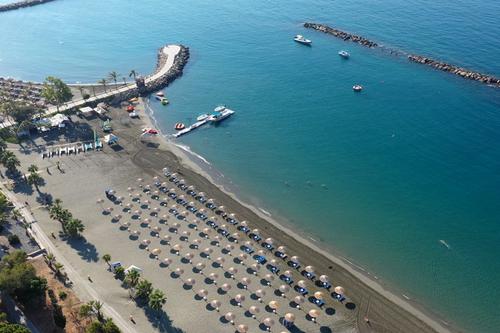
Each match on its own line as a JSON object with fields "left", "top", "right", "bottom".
{"left": 407, "top": 55, "right": 500, "bottom": 86}
{"left": 0, "top": 0, "right": 56, "bottom": 12}
{"left": 304, "top": 22, "right": 378, "bottom": 48}
{"left": 304, "top": 22, "right": 499, "bottom": 87}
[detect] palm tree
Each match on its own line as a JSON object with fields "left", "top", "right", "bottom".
{"left": 53, "top": 262, "right": 64, "bottom": 277}
{"left": 11, "top": 209, "right": 21, "bottom": 221}
{"left": 89, "top": 300, "right": 103, "bottom": 322}
{"left": 27, "top": 164, "right": 38, "bottom": 174}
{"left": 0, "top": 151, "right": 20, "bottom": 172}
{"left": 135, "top": 279, "right": 152, "bottom": 300}
{"left": 0, "top": 138, "right": 6, "bottom": 153}
{"left": 122, "top": 77, "right": 127, "bottom": 86}
{"left": 125, "top": 269, "right": 140, "bottom": 288}
{"left": 108, "top": 71, "right": 119, "bottom": 89}
{"left": 77, "top": 86, "right": 84, "bottom": 99}
{"left": 148, "top": 289, "right": 166, "bottom": 311}
{"left": 91, "top": 86, "right": 96, "bottom": 97}
{"left": 27, "top": 164, "right": 43, "bottom": 191}
{"left": 64, "top": 218, "right": 84, "bottom": 237}
{"left": 102, "top": 254, "right": 111, "bottom": 268}
{"left": 46, "top": 253, "right": 55, "bottom": 268}
{"left": 98, "top": 79, "right": 107, "bottom": 93}
{"left": 129, "top": 70, "right": 138, "bottom": 81}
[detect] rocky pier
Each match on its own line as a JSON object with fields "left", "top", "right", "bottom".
{"left": 304, "top": 22, "right": 499, "bottom": 87}
{"left": 304, "top": 22, "right": 378, "bottom": 48}
{"left": 0, "top": 0, "right": 56, "bottom": 12}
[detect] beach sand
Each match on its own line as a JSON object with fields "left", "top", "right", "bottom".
{"left": 9, "top": 100, "right": 461, "bottom": 333}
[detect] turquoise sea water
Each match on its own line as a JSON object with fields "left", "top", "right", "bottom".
{"left": 1, "top": 1, "right": 500, "bottom": 331}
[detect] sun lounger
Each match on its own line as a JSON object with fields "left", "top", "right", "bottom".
{"left": 76, "top": 144, "right": 84, "bottom": 153}
{"left": 95, "top": 141, "right": 103, "bottom": 150}
{"left": 84, "top": 143, "right": 93, "bottom": 151}
{"left": 68, "top": 146, "right": 75, "bottom": 155}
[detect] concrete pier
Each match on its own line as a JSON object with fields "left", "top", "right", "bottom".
{"left": 0, "top": 0, "right": 56, "bottom": 12}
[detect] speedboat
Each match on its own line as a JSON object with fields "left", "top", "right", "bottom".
{"left": 156, "top": 91, "right": 165, "bottom": 97}
{"left": 353, "top": 85, "right": 363, "bottom": 92}
{"left": 174, "top": 123, "right": 186, "bottom": 130}
{"left": 294, "top": 35, "right": 312, "bottom": 45}
{"left": 209, "top": 105, "right": 235, "bottom": 123}
{"left": 338, "top": 50, "right": 350, "bottom": 58}
{"left": 196, "top": 114, "right": 210, "bottom": 121}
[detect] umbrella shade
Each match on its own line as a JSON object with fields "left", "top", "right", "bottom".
{"left": 249, "top": 305, "right": 260, "bottom": 314}
{"left": 279, "top": 285, "right": 290, "bottom": 293}
{"left": 210, "top": 299, "right": 221, "bottom": 308}
{"left": 262, "top": 317, "right": 275, "bottom": 327}
{"left": 309, "top": 309, "right": 320, "bottom": 318}
{"left": 237, "top": 324, "right": 248, "bottom": 333}
{"left": 314, "top": 291, "right": 324, "bottom": 300}
{"left": 284, "top": 313, "right": 296, "bottom": 322}
{"left": 319, "top": 275, "right": 329, "bottom": 283}
{"left": 294, "top": 295, "right": 305, "bottom": 304}
{"left": 250, "top": 263, "right": 261, "bottom": 271}
{"left": 255, "top": 289, "right": 266, "bottom": 298}
{"left": 224, "top": 312, "right": 235, "bottom": 321}
{"left": 121, "top": 221, "right": 131, "bottom": 227}
{"left": 334, "top": 286, "right": 345, "bottom": 295}
{"left": 268, "top": 300, "right": 279, "bottom": 310}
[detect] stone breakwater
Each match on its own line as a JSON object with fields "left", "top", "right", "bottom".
{"left": 304, "top": 22, "right": 378, "bottom": 48}
{"left": 0, "top": 0, "right": 56, "bottom": 12}
{"left": 407, "top": 55, "right": 500, "bottom": 86}
{"left": 304, "top": 22, "right": 499, "bottom": 87}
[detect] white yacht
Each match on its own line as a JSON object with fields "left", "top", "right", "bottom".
{"left": 294, "top": 35, "right": 312, "bottom": 45}
{"left": 196, "top": 114, "right": 210, "bottom": 122}
{"left": 338, "top": 50, "right": 350, "bottom": 58}
{"left": 209, "top": 106, "right": 235, "bottom": 123}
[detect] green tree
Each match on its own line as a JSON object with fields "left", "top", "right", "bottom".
{"left": 79, "top": 303, "right": 93, "bottom": 319}
{"left": 98, "top": 79, "right": 107, "bottom": 93}
{"left": 45, "top": 253, "right": 55, "bottom": 268}
{"left": 53, "top": 262, "right": 64, "bottom": 277}
{"left": 41, "top": 76, "right": 73, "bottom": 111}
{"left": 113, "top": 266, "right": 125, "bottom": 280}
{"left": 148, "top": 289, "right": 166, "bottom": 311}
{"left": 63, "top": 218, "right": 84, "bottom": 237}
{"left": 89, "top": 300, "right": 103, "bottom": 322}
{"left": 27, "top": 164, "right": 43, "bottom": 191}
{"left": 122, "top": 77, "right": 127, "bottom": 86}
{"left": 86, "top": 319, "right": 121, "bottom": 333}
{"left": 0, "top": 101, "right": 37, "bottom": 124}
{"left": 0, "top": 151, "right": 20, "bottom": 172}
{"left": 101, "top": 254, "right": 111, "bottom": 268}
{"left": 129, "top": 70, "right": 138, "bottom": 81}
{"left": 134, "top": 279, "right": 152, "bottom": 300}
{"left": 108, "top": 71, "right": 119, "bottom": 88}
{"left": 0, "top": 138, "right": 6, "bottom": 154}
{"left": 0, "top": 322, "right": 31, "bottom": 333}
{"left": 124, "top": 269, "right": 140, "bottom": 288}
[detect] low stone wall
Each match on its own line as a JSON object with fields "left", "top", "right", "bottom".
{"left": 304, "top": 22, "right": 378, "bottom": 48}
{"left": 0, "top": 0, "right": 56, "bottom": 12}
{"left": 304, "top": 22, "right": 499, "bottom": 87}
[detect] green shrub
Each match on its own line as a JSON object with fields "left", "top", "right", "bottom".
{"left": 7, "top": 235, "right": 20, "bottom": 246}
{"left": 58, "top": 290, "right": 67, "bottom": 301}
{"left": 114, "top": 266, "right": 125, "bottom": 280}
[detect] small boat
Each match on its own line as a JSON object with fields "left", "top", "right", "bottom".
{"left": 126, "top": 105, "right": 135, "bottom": 112}
{"left": 174, "top": 123, "right": 186, "bottom": 130}
{"left": 353, "top": 85, "right": 363, "bottom": 92}
{"left": 209, "top": 106, "right": 235, "bottom": 123}
{"left": 161, "top": 98, "right": 169, "bottom": 105}
{"left": 197, "top": 114, "right": 210, "bottom": 121}
{"left": 338, "top": 50, "right": 350, "bottom": 58}
{"left": 156, "top": 91, "right": 165, "bottom": 97}
{"left": 129, "top": 97, "right": 139, "bottom": 103}
{"left": 294, "top": 35, "right": 312, "bottom": 45}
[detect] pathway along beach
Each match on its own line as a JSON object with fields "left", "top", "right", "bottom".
{"left": 10, "top": 98, "right": 460, "bottom": 333}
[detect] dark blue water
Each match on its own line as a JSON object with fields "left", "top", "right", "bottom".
{"left": 1, "top": 1, "right": 499, "bottom": 331}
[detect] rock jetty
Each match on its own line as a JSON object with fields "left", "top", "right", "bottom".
{"left": 304, "top": 22, "right": 499, "bottom": 87}
{"left": 0, "top": 0, "right": 56, "bottom": 12}
{"left": 304, "top": 22, "right": 378, "bottom": 48}
{"left": 407, "top": 55, "right": 500, "bottom": 86}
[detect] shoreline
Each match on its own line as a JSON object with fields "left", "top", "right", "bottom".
{"left": 140, "top": 98, "right": 461, "bottom": 333}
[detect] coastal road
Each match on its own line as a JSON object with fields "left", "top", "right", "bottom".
{"left": 0, "top": 182, "right": 137, "bottom": 333}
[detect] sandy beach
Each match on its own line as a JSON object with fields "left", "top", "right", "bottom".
{"left": 3, "top": 96, "right": 463, "bottom": 333}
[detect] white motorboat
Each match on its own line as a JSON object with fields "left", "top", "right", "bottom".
{"left": 209, "top": 106, "right": 235, "bottom": 123}
{"left": 196, "top": 114, "right": 210, "bottom": 121}
{"left": 294, "top": 35, "right": 312, "bottom": 45}
{"left": 338, "top": 50, "right": 350, "bottom": 58}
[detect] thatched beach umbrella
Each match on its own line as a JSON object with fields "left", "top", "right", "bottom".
{"left": 121, "top": 221, "right": 131, "bottom": 228}
{"left": 174, "top": 267, "right": 184, "bottom": 276}
{"left": 236, "top": 324, "right": 248, "bottom": 333}
{"left": 224, "top": 312, "right": 235, "bottom": 323}
{"left": 319, "top": 275, "right": 329, "bottom": 283}
{"left": 238, "top": 253, "right": 247, "bottom": 261}
{"left": 127, "top": 187, "right": 134, "bottom": 192}
{"left": 255, "top": 289, "right": 266, "bottom": 299}
{"left": 297, "top": 280, "right": 307, "bottom": 288}
{"left": 264, "top": 237, "right": 274, "bottom": 245}
{"left": 225, "top": 244, "right": 234, "bottom": 252}
{"left": 163, "top": 257, "right": 172, "bottom": 265}
{"left": 240, "top": 220, "right": 247, "bottom": 227}
{"left": 249, "top": 305, "right": 260, "bottom": 317}
{"left": 269, "top": 300, "right": 279, "bottom": 312}
{"left": 208, "top": 272, "right": 218, "bottom": 282}
{"left": 240, "top": 277, "right": 251, "bottom": 288}
{"left": 308, "top": 309, "right": 320, "bottom": 321}
{"left": 264, "top": 273, "right": 275, "bottom": 284}
{"left": 163, "top": 234, "right": 172, "bottom": 242}
{"left": 283, "top": 270, "right": 292, "bottom": 278}
{"left": 334, "top": 286, "right": 345, "bottom": 295}
{"left": 172, "top": 244, "right": 182, "bottom": 253}
{"left": 279, "top": 284, "right": 290, "bottom": 295}
{"left": 221, "top": 283, "right": 232, "bottom": 292}
{"left": 131, "top": 230, "right": 140, "bottom": 236}
{"left": 111, "top": 213, "right": 121, "bottom": 220}
{"left": 203, "top": 247, "right": 213, "bottom": 255}
{"left": 305, "top": 265, "right": 315, "bottom": 273}
{"left": 284, "top": 313, "right": 296, "bottom": 323}
{"left": 277, "top": 245, "right": 287, "bottom": 253}
{"left": 96, "top": 198, "right": 104, "bottom": 204}
{"left": 196, "top": 262, "right": 206, "bottom": 271}
{"left": 290, "top": 256, "right": 300, "bottom": 264}
{"left": 184, "top": 252, "right": 194, "bottom": 260}
{"left": 314, "top": 291, "right": 324, "bottom": 300}
{"left": 185, "top": 278, "right": 196, "bottom": 286}
{"left": 152, "top": 226, "right": 161, "bottom": 233}
{"left": 294, "top": 295, "right": 305, "bottom": 308}
{"left": 197, "top": 289, "right": 208, "bottom": 298}
{"left": 234, "top": 294, "right": 245, "bottom": 305}
{"left": 142, "top": 239, "right": 151, "bottom": 246}
{"left": 262, "top": 317, "right": 275, "bottom": 330}
{"left": 216, "top": 257, "right": 225, "bottom": 265}
{"left": 210, "top": 299, "right": 221, "bottom": 311}
{"left": 152, "top": 248, "right": 161, "bottom": 256}
{"left": 227, "top": 267, "right": 238, "bottom": 276}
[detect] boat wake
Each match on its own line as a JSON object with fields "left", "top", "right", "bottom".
{"left": 439, "top": 239, "right": 451, "bottom": 250}
{"left": 259, "top": 208, "right": 272, "bottom": 216}
{"left": 174, "top": 143, "right": 212, "bottom": 166}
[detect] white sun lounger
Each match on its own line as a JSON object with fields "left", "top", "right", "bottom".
{"left": 84, "top": 143, "right": 93, "bottom": 151}
{"left": 68, "top": 146, "right": 76, "bottom": 154}
{"left": 76, "top": 144, "right": 84, "bottom": 153}
{"left": 60, "top": 147, "right": 67, "bottom": 155}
